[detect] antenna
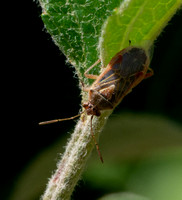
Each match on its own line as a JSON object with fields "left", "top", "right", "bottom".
{"left": 39, "top": 112, "right": 83, "bottom": 125}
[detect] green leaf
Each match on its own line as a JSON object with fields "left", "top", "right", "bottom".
{"left": 39, "top": 0, "right": 122, "bottom": 83}
{"left": 39, "top": 0, "right": 182, "bottom": 83}
{"left": 100, "top": 0, "right": 182, "bottom": 66}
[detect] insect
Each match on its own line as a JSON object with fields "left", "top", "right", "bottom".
{"left": 82, "top": 46, "right": 153, "bottom": 116}
{"left": 39, "top": 45, "right": 153, "bottom": 163}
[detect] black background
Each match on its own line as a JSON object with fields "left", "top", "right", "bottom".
{"left": 2, "top": 1, "right": 182, "bottom": 199}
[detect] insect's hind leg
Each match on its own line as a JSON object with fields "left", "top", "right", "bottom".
{"left": 144, "top": 67, "right": 154, "bottom": 79}
{"left": 84, "top": 59, "right": 101, "bottom": 80}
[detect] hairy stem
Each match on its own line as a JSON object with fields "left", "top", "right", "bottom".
{"left": 41, "top": 110, "right": 112, "bottom": 200}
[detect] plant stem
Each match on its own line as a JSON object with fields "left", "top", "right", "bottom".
{"left": 41, "top": 110, "right": 112, "bottom": 200}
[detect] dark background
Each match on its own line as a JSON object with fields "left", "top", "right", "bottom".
{"left": 2, "top": 1, "right": 182, "bottom": 199}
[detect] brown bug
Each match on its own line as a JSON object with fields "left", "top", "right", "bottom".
{"left": 39, "top": 45, "right": 153, "bottom": 162}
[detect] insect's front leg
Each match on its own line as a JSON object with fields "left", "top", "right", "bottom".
{"left": 84, "top": 59, "right": 101, "bottom": 80}
{"left": 82, "top": 59, "right": 102, "bottom": 91}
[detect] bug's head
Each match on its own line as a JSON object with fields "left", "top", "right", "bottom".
{"left": 82, "top": 102, "right": 101, "bottom": 117}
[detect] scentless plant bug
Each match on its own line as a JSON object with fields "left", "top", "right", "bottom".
{"left": 82, "top": 46, "right": 153, "bottom": 116}
{"left": 39, "top": 46, "right": 153, "bottom": 162}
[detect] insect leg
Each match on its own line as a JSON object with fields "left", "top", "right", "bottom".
{"left": 90, "top": 115, "right": 104, "bottom": 163}
{"left": 144, "top": 67, "right": 154, "bottom": 79}
{"left": 84, "top": 59, "right": 101, "bottom": 80}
